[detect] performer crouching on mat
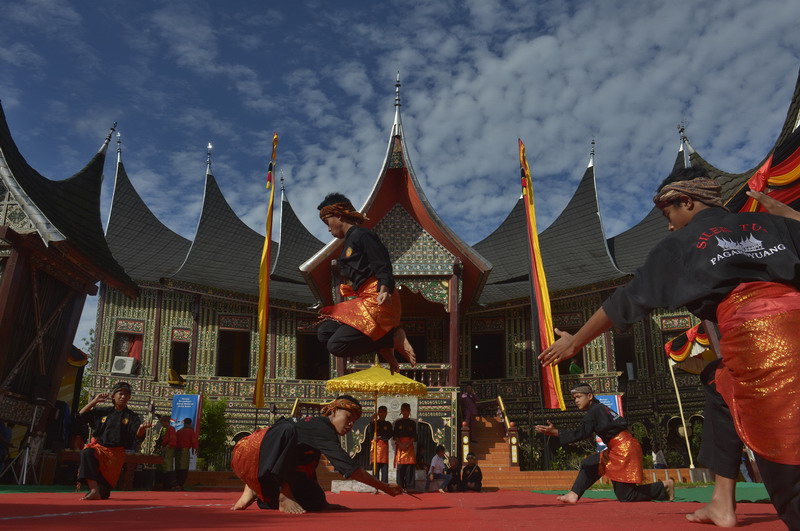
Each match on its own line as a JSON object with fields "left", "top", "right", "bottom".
{"left": 315, "top": 193, "right": 415, "bottom": 373}
{"left": 75, "top": 381, "right": 151, "bottom": 500}
{"left": 535, "top": 383, "right": 673, "bottom": 504}
{"left": 231, "top": 395, "right": 402, "bottom": 514}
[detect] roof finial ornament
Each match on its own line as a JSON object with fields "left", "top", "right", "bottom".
{"left": 98, "top": 121, "right": 118, "bottom": 154}
{"left": 588, "top": 137, "right": 595, "bottom": 167}
{"left": 280, "top": 169, "right": 285, "bottom": 192}
{"left": 206, "top": 142, "right": 213, "bottom": 174}
{"left": 677, "top": 122, "right": 692, "bottom": 167}
{"left": 678, "top": 121, "right": 688, "bottom": 143}
{"left": 395, "top": 71, "right": 401, "bottom": 108}
{"left": 116, "top": 131, "right": 122, "bottom": 162}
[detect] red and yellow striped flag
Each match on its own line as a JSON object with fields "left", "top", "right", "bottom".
{"left": 254, "top": 132, "right": 279, "bottom": 408}
{"left": 519, "top": 139, "right": 566, "bottom": 410}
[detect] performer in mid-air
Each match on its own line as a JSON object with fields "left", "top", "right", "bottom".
{"left": 316, "top": 193, "right": 415, "bottom": 373}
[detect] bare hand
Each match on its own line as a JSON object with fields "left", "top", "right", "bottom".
{"left": 534, "top": 420, "right": 558, "bottom": 437}
{"left": 747, "top": 190, "right": 800, "bottom": 221}
{"left": 538, "top": 328, "right": 577, "bottom": 366}
{"left": 92, "top": 393, "right": 109, "bottom": 405}
{"left": 376, "top": 291, "right": 391, "bottom": 305}
{"left": 385, "top": 485, "right": 403, "bottom": 497}
{"left": 140, "top": 422, "right": 153, "bottom": 430}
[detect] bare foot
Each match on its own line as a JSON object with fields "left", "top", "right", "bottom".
{"left": 663, "top": 478, "right": 675, "bottom": 501}
{"left": 393, "top": 327, "right": 416, "bottom": 366}
{"left": 438, "top": 488, "right": 446, "bottom": 493}
{"left": 556, "top": 491, "right": 579, "bottom": 504}
{"left": 378, "top": 347, "right": 400, "bottom": 374}
{"left": 80, "top": 490, "right": 101, "bottom": 501}
{"left": 685, "top": 503, "right": 737, "bottom": 528}
{"left": 231, "top": 486, "right": 257, "bottom": 510}
{"left": 279, "top": 492, "right": 307, "bottom": 514}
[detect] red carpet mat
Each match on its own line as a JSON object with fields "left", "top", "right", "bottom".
{"left": 0, "top": 489, "right": 783, "bottom": 530}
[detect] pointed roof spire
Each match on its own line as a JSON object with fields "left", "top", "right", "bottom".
{"left": 280, "top": 169, "right": 285, "bottom": 192}
{"left": 206, "top": 142, "right": 213, "bottom": 175}
{"left": 116, "top": 131, "right": 122, "bottom": 163}
{"left": 392, "top": 71, "right": 402, "bottom": 134}
{"left": 99, "top": 122, "right": 117, "bottom": 155}
{"left": 588, "top": 137, "right": 595, "bottom": 168}
{"left": 678, "top": 122, "right": 693, "bottom": 167}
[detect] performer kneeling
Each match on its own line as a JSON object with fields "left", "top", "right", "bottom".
{"left": 315, "top": 193, "right": 415, "bottom": 373}
{"left": 75, "top": 381, "right": 150, "bottom": 500}
{"left": 231, "top": 395, "right": 402, "bottom": 513}
{"left": 535, "top": 383, "right": 673, "bottom": 504}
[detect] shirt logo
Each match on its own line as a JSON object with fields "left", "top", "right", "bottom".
{"left": 710, "top": 233, "right": 786, "bottom": 265}
{"left": 345, "top": 247, "right": 353, "bottom": 257}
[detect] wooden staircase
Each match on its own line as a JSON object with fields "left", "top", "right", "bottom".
{"left": 470, "top": 416, "right": 704, "bottom": 490}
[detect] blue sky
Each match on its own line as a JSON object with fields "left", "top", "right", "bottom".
{"left": 1, "top": 0, "right": 799, "bottom": 348}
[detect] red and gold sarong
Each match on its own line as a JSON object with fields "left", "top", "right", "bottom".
{"left": 394, "top": 437, "right": 415, "bottom": 465}
{"left": 320, "top": 278, "right": 401, "bottom": 341}
{"left": 370, "top": 439, "right": 389, "bottom": 464}
{"left": 598, "top": 431, "right": 643, "bottom": 484}
{"left": 231, "top": 428, "right": 269, "bottom": 501}
{"left": 85, "top": 439, "right": 125, "bottom": 487}
{"left": 715, "top": 281, "right": 800, "bottom": 465}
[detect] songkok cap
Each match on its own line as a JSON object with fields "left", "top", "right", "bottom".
{"left": 111, "top": 381, "right": 132, "bottom": 395}
{"left": 569, "top": 382, "right": 594, "bottom": 395}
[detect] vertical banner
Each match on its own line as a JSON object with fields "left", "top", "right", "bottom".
{"left": 171, "top": 394, "right": 203, "bottom": 470}
{"left": 519, "top": 139, "right": 566, "bottom": 410}
{"left": 255, "top": 133, "right": 279, "bottom": 408}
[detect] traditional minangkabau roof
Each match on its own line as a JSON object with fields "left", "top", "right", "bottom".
{"left": 0, "top": 102, "right": 137, "bottom": 297}
{"left": 300, "top": 74, "right": 493, "bottom": 308}
{"left": 105, "top": 137, "right": 192, "bottom": 283}
{"left": 168, "top": 155, "right": 266, "bottom": 296}
{"left": 476, "top": 151, "right": 626, "bottom": 304}
{"left": 270, "top": 181, "right": 324, "bottom": 285}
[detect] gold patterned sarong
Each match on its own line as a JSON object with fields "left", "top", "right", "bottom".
{"left": 394, "top": 437, "right": 416, "bottom": 465}
{"left": 715, "top": 281, "right": 800, "bottom": 465}
{"left": 598, "top": 431, "right": 643, "bottom": 484}
{"left": 320, "top": 278, "right": 401, "bottom": 341}
{"left": 371, "top": 439, "right": 389, "bottom": 464}
{"left": 85, "top": 439, "right": 126, "bottom": 487}
{"left": 231, "top": 428, "right": 269, "bottom": 501}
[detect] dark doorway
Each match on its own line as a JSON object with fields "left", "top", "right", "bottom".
{"left": 614, "top": 335, "right": 636, "bottom": 381}
{"left": 470, "top": 333, "right": 505, "bottom": 380}
{"left": 218, "top": 330, "right": 250, "bottom": 377}
{"left": 170, "top": 342, "right": 190, "bottom": 376}
{"left": 296, "top": 333, "right": 330, "bottom": 380}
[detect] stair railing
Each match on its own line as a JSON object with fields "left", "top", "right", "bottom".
{"left": 496, "top": 395, "right": 520, "bottom": 466}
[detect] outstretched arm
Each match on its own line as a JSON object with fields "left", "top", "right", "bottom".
{"left": 539, "top": 307, "right": 613, "bottom": 366}
{"left": 349, "top": 467, "right": 402, "bottom": 496}
{"left": 747, "top": 190, "right": 800, "bottom": 222}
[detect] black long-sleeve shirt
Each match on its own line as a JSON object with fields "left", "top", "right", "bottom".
{"left": 393, "top": 417, "right": 417, "bottom": 439}
{"left": 367, "top": 419, "right": 393, "bottom": 442}
{"left": 338, "top": 226, "right": 395, "bottom": 293}
{"left": 557, "top": 400, "right": 627, "bottom": 446}
{"left": 290, "top": 416, "right": 360, "bottom": 478}
{"left": 74, "top": 406, "right": 143, "bottom": 449}
{"left": 604, "top": 208, "right": 800, "bottom": 327}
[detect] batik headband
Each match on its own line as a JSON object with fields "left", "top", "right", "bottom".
{"left": 319, "top": 202, "right": 369, "bottom": 224}
{"left": 320, "top": 396, "right": 362, "bottom": 419}
{"left": 653, "top": 178, "right": 724, "bottom": 209}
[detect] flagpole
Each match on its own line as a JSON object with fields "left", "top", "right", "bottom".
{"left": 667, "top": 360, "right": 695, "bottom": 468}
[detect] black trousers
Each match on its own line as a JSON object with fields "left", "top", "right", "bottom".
{"left": 571, "top": 451, "right": 668, "bottom": 502}
{"left": 371, "top": 462, "right": 388, "bottom": 483}
{"left": 77, "top": 447, "right": 112, "bottom": 499}
{"left": 317, "top": 320, "right": 394, "bottom": 358}
{"left": 397, "top": 463, "right": 416, "bottom": 490}
{"left": 700, "top": 360, "right": 800, "bottom": 529}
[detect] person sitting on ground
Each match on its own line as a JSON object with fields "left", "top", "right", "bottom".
{"left": 424, "top": 445, "right": 452, "bottom": 493}
{"left": 535, "top": 383, "right": 673, "bottom": 504}
{"left": 445, "top": 455, "right": 462, "bottom": 492}
{"left": 230, "top": 395, "right": 402, "bottom": 514}
{"left": 74, "top": 381, "right": 151, "bottom": 500}
{"left": 460, "top": 453, "right": 483, "bottom": 492}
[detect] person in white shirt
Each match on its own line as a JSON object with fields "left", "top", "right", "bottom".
{"left": 424, "top": 445, "right": 452, "bottom": 493}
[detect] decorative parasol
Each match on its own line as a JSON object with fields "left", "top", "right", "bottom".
{"left": 326, "top": 364, "right": 427, "bottom": 474}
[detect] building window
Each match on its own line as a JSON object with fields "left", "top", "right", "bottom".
{"left": 470, "top": 333, "right": 505, "bottom": 380}
{"left": 296, "top": 333, "right": 330, "bottom": 380}
{"left": 217, "top": 330, "right": 250, "bottom": 377}
{"left": 112, "top": 333, "right": 142, "bottom": 375}
{"left": 170, "top": 342, "right": 190, "bottom": 376}
{"left": 614, "top": 335, "right": 636, "bottom": 381}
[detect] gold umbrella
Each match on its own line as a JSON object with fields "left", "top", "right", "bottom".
{"left": 326, "top": 364, "right": 427, "bottom": 474}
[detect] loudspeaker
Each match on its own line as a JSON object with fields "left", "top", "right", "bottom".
{"left": 111, "top": 356, "right": 137, "bottom": 375}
